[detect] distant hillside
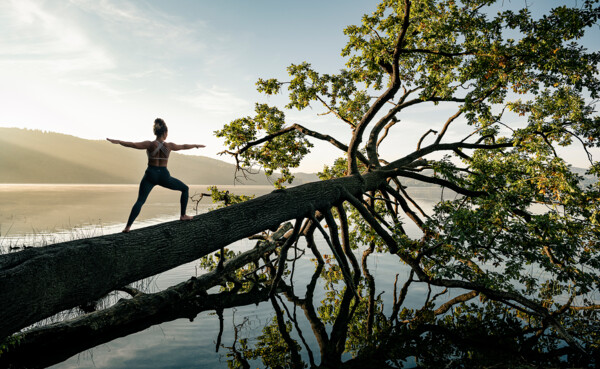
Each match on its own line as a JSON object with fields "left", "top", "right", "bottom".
{"left": 569, "top": 167, "right": 598, "bottom": 188}
{"left": 0, "top": 128, "right": 319, "bottom": 185}
{"left": 2, "top": 128, "right": 594, "bottom": 187}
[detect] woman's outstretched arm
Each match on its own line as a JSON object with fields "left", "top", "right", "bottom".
{"left": 106, "top": 138, "right": 152, "bottom": 150}
{"left": 169, "top": 143, "right": 206, "bottom": 151}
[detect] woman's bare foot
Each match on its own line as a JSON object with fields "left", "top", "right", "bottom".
{"left": 122, "top": 226, "right": 131, "bottom": 233}
{"left": 180, "top": 215, "right": 193, "bottom": 221}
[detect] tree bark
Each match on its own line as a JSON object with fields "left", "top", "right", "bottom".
{"left": 0, "top": 172, "right": 386, "bottom": 339}
{"left": 0, "top": 224, "right": 293, "bottom": 368}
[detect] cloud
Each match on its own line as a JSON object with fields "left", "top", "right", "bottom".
{"left": 0, "top": 0, "right": 115, "bottom": 73}
{"left": 68, "top": 0, "right": 206, "bottom": 57}
{"left": 178, "top": 86, "right": 251, "bottom": 116}
{"left": 71, "top": 80, "right": 132, "bottom": 97}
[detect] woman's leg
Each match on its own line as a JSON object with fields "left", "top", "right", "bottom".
{"left": 160, "top": 170, "right": 191, "bottom": 220}
{"left": 124, "top": 171, "right": 156, "bottom": 232}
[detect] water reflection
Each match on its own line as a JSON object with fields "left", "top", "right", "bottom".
{"left": 1, "top": 230, "right": 583, "bottom": 368}
{"left": 0, "top": 184, "right": 269, "bottom": 240}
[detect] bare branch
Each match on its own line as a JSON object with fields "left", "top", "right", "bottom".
{"left": 301, "top": 217, "right": 325, "bottom": 265}
{"left": 322, "top": 208, "right": 354, "bottom": 280}
{"left": 382, "top": 183, "right": 426, "bottom": 230}
{"left": 377, "top": 189, "right": 406, "bottom": 232}
{"left": 565, "top": 128, "right": 595, "bottom": 165}
{"left": 316, "top": 95, "right": 355, "bottom": 127}
{"left": 434, "top": 291, "right": 479, "bottom": 315}
{"left": 269, "top": 219, "right": 304, "bottom": 296}
{"left": 290, "top": 124, "right": 369, "bottom": 165}
{"left": 376, "top": 118, "right": 399, "bottom": 151}
{"left": 341, "top": 188, "right": 403, "bottom": 257}
{"left": 434, "top": 110, "right": 463, "bottom": 144}
{"left": 219, "top": 126, "right": 297, "bottom": 157}
{"left": 417, "top": 129, "right": 439, "bottom": 150}
{"left": 394, "top": 180, "right": 430, "bottom": 220}
{"left": 390, "top": 270, "right": 415, "bottom": 322}
{"left": 382, "top": 140, "right": 514, "bottom": 172}
{"left": 393, "top": 169, "right": 486, "bottom": 197}
{"left": 218, "top": 123, "right": 370, "bottom": 178}
{"left": 359, "top": 195, "right": 395, "bottom": 232}
{"left": 367, "top": 88, "right": 420, "bottom": 167}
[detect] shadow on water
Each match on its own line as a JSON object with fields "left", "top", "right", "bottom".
{"left": 1, "top": 233, "right": 592, "bottom": 368}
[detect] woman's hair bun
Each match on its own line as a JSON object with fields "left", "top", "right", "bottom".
{"left": 153, "top": 118, "right": 168, "bottom": 137}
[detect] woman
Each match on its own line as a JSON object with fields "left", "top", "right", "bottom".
{"left": 107, "top": 118, "right": 205, "bottom": 233}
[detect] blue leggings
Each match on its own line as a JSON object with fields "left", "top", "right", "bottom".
{"left": 126, "top": 166, "right": 189, "bottom": 227}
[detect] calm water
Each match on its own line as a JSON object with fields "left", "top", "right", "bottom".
{"left": 0, "top": 184, "right": 448, "bottom": 368}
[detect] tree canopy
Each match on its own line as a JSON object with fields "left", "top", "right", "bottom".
{"left": 215, "top": 0, "right": 600, "bottom": 364}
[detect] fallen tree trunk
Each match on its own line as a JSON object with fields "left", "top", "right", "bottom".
{"left": 2, "top": 286, "right": 271, "bottom": 369}
{"left": 0, "top": 223, "right": 292, "bottom": 368}
{"left": 0, "top": 172, "right": 385, "bottom": 339}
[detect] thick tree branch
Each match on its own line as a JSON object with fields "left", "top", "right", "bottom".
{"left": 382, "top": 140, "right": 514, "bottom": 173}
{"left": 219, "top": 123, "right": 369, "bottom": 170}
{"left": 376, "top": 118, "right": 399, "bottom": 151}
{"left": 433, "top": 291, "right": 479, "bottom": 315}
{"left": 270, "top": 218, "right": 304, "bottom": 296}
{"left": 0, "top": 223, "right": 294, "bottom": 368}
{"left": 341, "top": 188, "right": 403, "bottom": 257}
{"left": 382, "top": 183, "right": 426, "bottom": 229}
{"left": 347, "top": 0, "right": 412, "bottom": 174}
{"left": 394, "top": 169, "right": 486, "bottom": 197}
{"left": 367, "top": 88, "right": 419, "bottom": 167}
{"left": 336, "top": 204, "right": 361, "bottom": 274}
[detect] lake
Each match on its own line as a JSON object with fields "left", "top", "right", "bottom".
{"left": 0, "top": 184, "right": 451, "bottom": 368}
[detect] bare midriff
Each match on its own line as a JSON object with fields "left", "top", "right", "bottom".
{"left": 147, "top": 158, "right": 168, "bottom": 167}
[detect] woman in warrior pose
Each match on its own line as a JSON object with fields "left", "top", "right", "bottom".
{"left": 107, "top": 118, "right": 205, "bottom": 233}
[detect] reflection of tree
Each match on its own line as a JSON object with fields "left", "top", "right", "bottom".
{"left": 2, "top": 214, "right": 599, "bottom": 367}
{"left": 217, "top": 240, "right": 598, "bottom": 368}
{"left": 257, "top": 297, "right": 304, "bottom": 369}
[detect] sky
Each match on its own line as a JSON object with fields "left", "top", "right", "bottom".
{"left": 1, "top": 0, "right": 598, "bottom": 173}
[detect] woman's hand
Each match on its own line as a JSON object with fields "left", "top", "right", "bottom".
{"left": 106, "top": 138, "right": 120, "bottom": 144}
{"left": 195, "top": 144, "right": 206, "bottom": 149}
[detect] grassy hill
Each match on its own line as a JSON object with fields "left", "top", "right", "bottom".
{"left": 2, "top": 127, "right": 594, "bottom": 187}
{"left": 0, "top": 128, "right": 318, "bottom": 185}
